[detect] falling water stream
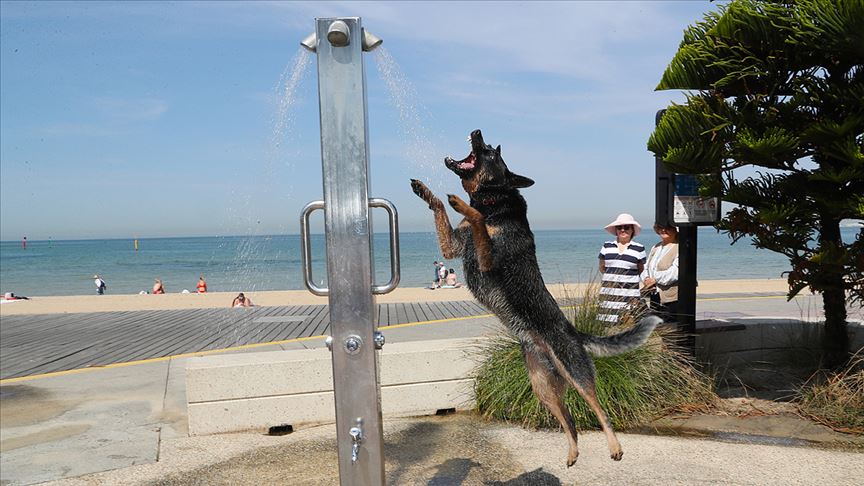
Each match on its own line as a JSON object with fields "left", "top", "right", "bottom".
{"left": 210, "top": 45, "right": 450, "bottom": 347}
{"left": 211, "top": 47, "right": 314, "bottom": 347}
{"left": 372, "top": 47, "right": 448, "bottom": 194}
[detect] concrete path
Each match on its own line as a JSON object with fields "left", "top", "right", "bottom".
{"left": 1, "top": 293, "right": 861, "bottom": 485}
{"left": 32, "top": 414, "right": 864, "bottom": 486}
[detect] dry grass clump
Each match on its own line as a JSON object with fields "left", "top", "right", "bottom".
{"left": 474, "top": 284, "right": 717, "bottom": 430}
{"left": 797, "top": 351, "right": 864, "bottom": 434}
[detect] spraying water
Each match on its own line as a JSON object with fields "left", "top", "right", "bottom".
{"left": 268, "top": 47, "right": 313, "bottom": 171}
{"left": 373, "top": 47, "right": 449, "bottom": 195}
{"left": 211, "top": 48, "right": 313, "bottom": 344}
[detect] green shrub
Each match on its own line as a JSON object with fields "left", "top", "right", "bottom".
{"left": 473, "top": 284, "right": 716, "bottom": 430}
{"left": 797, "top": 351, "right": 864, "bottom": 434}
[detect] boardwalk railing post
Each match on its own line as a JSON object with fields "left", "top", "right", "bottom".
{"left": 298, "top": 17, "right": 397, "bottom": 486}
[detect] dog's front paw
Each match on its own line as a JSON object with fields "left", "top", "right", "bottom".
{"left": 410, "top": 179, "right": 427, "bottom": 197}
{"left": 411, "top": 179, "right": 440, "bottom": 209}
{"left": 610, "top": 448, "right": 623, "bottom": 461}
{"left": 447, "top": 194, "right": 471, "bottom": 215}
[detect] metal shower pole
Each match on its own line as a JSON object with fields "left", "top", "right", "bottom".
{"left": 299, "top": 17, "right": 399, "bottom": 486}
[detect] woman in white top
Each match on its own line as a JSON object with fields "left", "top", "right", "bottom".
{"left": 597, "top": 213, "right": 646, "bottom": 324}
{"left": 641, "top": 223, "right": 679, "bottom": 322}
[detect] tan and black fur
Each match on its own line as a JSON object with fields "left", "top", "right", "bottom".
{"left": 411, "top": 129, "right": 660, "bottom": 466}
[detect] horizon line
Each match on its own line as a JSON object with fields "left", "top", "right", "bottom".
{"left": 3, "top": 222, "right": 860, "bottom": 244}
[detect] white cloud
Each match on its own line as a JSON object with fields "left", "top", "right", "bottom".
{"left": 93, "top": 97, "right": 168, "bottom": 123}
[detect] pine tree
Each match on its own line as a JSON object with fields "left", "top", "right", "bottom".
{"left": 648, "top": 0, "right": 864, "bottom": 365}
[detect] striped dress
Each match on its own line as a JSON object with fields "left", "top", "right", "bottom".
{"left": 598, "top": 240, "right": 646, "bottom": 323}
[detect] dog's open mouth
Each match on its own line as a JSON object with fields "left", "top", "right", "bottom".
{"left": 444, "top": 130, "right": 484, "bottom": 175}
{"left": 445, "top": 152, "right": 475, "bottom": 172}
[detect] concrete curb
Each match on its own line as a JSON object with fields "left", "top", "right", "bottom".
{"left": 186, "top": 337, "right": 484, "bottom": 435}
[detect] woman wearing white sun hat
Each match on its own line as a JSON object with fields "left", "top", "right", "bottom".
{"left": 597, "top": 213, "right": 647, "bottom": 324}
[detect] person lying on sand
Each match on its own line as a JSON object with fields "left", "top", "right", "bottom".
{"left": 231, "top": 292, "right": 253, "bottom": 308}
{"left": 2, "top": 292, "right": 30, "bottom": 301}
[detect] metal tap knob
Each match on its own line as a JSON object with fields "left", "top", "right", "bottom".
{"left": 349, "top": 426, "right": 363, "bottom": 463}
{"left": 373, "top": 331, "right": 385, "bottom": 349}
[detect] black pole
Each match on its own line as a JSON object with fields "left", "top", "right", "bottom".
{"left": 654, "top": 112, "right": 672, "bottom": 227}
{"left": 677, "top": 225, "right": 697, "bottom": 355}
{"left": 655, "top": 109, "right": 697, "bottom": 355}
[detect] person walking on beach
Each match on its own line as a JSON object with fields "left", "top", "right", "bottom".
{"left": 431, "top": 261, "right": 442, "bottom": 289}
{"left": 197, "top": 276, "right": 207, "bottom": 293}
{"left": 642, "top": 223, "right": 679, "bottom": 323}
{"left": 152, "top": 279, "right": 165, "bottom": 294}
{"left": 231, "top": 293, "right": 253, "bottom": 307}
{"left": 598, "top": 213, "right": 646, "bottom": 324}
{"left": 438, "top": 262, "right": 448, "bottom": 285}
{"left": 94, "top": 275, "right": 107, "bottom": 295}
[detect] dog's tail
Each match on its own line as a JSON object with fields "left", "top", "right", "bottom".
{"left": 581, "top": 315, "right": 661, "bottom": 357}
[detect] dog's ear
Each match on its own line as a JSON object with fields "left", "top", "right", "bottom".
{"left": 508, "top": 171, "right": 534, "bottom": 188}
{"left": 495, "top": 145, "right": 501, "bottom": 155}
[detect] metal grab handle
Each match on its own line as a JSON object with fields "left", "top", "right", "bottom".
{"left": 300, "top": 200, "right": 328, "bottom": 296}
{"left": 370, "top": 198, "right": 400, "bottom": 295}
{"left": 300, "top": 198, "right": 399, "bottom": 296}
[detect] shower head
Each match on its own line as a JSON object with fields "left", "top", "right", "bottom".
{"left": 299, "top": 23, "right": 382, "bottom": 53}
{"left": 326, "top": 20, "right": 350, "bottom": 47}
{"left": 300, "top": 32, "right": 317, "bottom": 52}
{"left": 361, "top": 29, "right": 383, "bottom": 52}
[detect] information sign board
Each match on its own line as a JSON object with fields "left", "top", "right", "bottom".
{"left": 672, "top": 174, "right": 720, "bottom": 225}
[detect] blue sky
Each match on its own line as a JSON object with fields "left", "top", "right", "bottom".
{"left": 0, "top": 1, "right": 714, "bottom": 241}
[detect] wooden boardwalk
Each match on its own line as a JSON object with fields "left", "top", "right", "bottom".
{"left": 0, "top": 301, "right": 491, "bottom": 380}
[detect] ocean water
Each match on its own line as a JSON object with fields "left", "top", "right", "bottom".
{"left": 1, "top": 228, "right": 859, "bottom": 297}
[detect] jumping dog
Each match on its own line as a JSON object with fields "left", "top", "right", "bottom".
{"left": 410, "top": 129, "right": 660, "bottom": 466}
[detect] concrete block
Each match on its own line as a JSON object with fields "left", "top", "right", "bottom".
{"left": 697, "top": 326, "right": 761, "bottom": 354}
{"left": 848, "top": 322, "right": 864, "bottom": 351}
{"left": 188, "top": 390, "right": 335, "bottom": 435}
{"left": 187, "top": 379, "right": 475, "bottom": 435}
{"left": 759, "top": 320, "right": 822, "bottom": 351}
{"left": 186, "top": 348, "right": 332, "bottom": 403}
{"left": 186, "top": 338, "right": 483, "bottom": 436}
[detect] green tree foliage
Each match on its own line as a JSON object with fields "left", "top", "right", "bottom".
{"left": 648, "top": 0, "right": 864, "bottom": 362}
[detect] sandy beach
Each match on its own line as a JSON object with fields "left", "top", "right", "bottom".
{"left": 0, "top": 278, "right": 791, "bottom": 316}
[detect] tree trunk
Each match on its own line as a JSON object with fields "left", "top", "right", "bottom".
{"left": 819, "top": 217, "right": 849, "bottom": 369}
{"left": 822, "top": 284, "right": 848, "bottom": 368}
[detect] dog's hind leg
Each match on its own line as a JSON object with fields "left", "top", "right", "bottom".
{"left": 568, "top": 371, "right": 623, "bottom": 461}
{"left": 524, "top": 346, "right": 580, "bottom": 467}
{"left": 539, "top": 336, "right": 624, "bottom": 461}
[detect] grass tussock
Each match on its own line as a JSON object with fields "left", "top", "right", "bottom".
{"left": 797, "top": 351, "right": 864, "bottom": 434}
{"left": 474, "top": 283, "right": 716, "bottom": 430}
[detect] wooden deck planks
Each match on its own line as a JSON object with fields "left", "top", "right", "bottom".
{"left": 0, "top": 300, "right": 488, "bottom": 379}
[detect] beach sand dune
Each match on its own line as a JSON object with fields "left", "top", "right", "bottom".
{"left": 0, "top": 279, "right": 790, "bottom": 316}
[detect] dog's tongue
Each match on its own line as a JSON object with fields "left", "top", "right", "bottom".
{"left": 458, "top": 153, "right": 476, "bottom": 170}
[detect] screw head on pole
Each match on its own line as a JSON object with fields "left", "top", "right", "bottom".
{"left": 344, "top": 335, "right": 362, "bottom": 355}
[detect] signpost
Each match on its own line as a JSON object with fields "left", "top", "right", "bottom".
{"left": 672, "top": 174, "right": 721, "bottom": 225}
{"left": 654, "top": 110, "right": 720, "bottom": 354}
